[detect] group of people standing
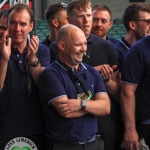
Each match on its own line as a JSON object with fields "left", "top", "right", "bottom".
{"left": 0, "top": 0, "right": 150, "bottom": 150}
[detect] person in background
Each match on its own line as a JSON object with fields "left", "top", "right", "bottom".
{"left": 116, "top": 4, "right": 150, "bottom": 149}
{"left": 0, "top": 3, "right": 50, "bottom": 149}
{"left": 92, "top": 4, "right": 119, "bottom": 44}
{"left": 91, "top": 4, "right": 122, "bottom": 150}
{"left": 121, "top": 35, "right": 150, "bottom": 150}
{"left": 0, "top": 9, "right": 9, "bottom": 39}
{"left": 40, "top": 23, "right": 110, "bottom": 150}
{"left": 41, "top": 2, "right": 68, "bottom": 48}
{"left": 115, "top": 3, "right": 150, "bottom": 72}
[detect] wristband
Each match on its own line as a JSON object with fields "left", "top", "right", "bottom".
{"left": 28, "top": 58, "right": 40, "bottom": 67}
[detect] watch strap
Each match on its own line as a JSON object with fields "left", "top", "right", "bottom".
{"left": 81, "top": 100, "right": 87, "bottom": 110}
{"left": 28, "top": 58, "right": 40, "bottom": 67}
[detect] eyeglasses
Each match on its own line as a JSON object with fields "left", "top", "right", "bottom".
{"left": 135, "top": 18, "right": 150, "bottom": 24}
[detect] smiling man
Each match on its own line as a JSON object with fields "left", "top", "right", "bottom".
{"left": 0, "top": 3, "right": 50, "bottom": 150}
{"left": 40, "top": 24, "right": 110, "bottom": 150}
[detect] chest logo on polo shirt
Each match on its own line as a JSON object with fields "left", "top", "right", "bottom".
{"left": 4, "top": 137, "right": 37, "bottom": 150}
{"left": 77, "top": 90, "right": 93, "bottom": 100}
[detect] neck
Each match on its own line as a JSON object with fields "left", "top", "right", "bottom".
{"left": 49, "top": 28, "right": 57, "bottom": 42}
{"left": 59, "top": 57, "right": 80, "bottom": 71}
{"left": 11, "top": 41, "right": 27, "bottom": 54}
{"left": 125, "top": 32, "right": 137, "bottom": 46}
{"left": 102, "top": 35, "right": 107, "bottom": 40}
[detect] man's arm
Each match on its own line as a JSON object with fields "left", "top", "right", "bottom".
{"left": 27, "top": 35, "right": 45, "bottom": 84}
{"left": 95, "top": 64, "right": 120, "bottom": 102}
{"left": 121, "top": 82, "right": 139, "bottom": 150}
{"left": 105, "top": 70, "right": 120, "bottom": 102}
{"left": 51, "top": 93, "right": 110, "bottom": 118}
{"left": 0, "top": 32, "right": 11, "bottom": 91}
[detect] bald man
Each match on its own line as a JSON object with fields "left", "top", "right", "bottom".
{"left": 39, "top": 24, "right": 110, "bottom": 150}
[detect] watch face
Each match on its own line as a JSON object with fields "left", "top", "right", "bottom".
{"left": 81, "top": 100, "right": 87, "bottom": 110}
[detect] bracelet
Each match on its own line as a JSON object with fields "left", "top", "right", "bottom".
{"left": 28, "top": 58, "right": 40, "bottom": 67}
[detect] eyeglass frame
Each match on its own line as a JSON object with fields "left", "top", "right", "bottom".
{"left": 134, "top": 18, "right": 150, "bottom": 24}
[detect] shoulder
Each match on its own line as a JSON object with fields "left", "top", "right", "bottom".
{"left": 89, "top": 34, "right": 116, "bottom": 50}
{"left": 38, "top": 43, "right": 49, "bottom": 52}
{"left": 40, "top": 36, "right": 52, "bottom": 48}
{"left": 107, "top": 36, "right": 119, "bottom": 45}
{"left": 49, "top": 41, "right": 58, "bottom": 48}
{"left": 82, "top": 63, "right": 99, "bottom": 76}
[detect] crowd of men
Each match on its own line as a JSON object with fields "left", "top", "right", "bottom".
{"left": 0, "top": 0, "right": 150, "bottom": 150}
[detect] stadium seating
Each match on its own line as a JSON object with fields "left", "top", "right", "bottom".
{"left": 35, "top": 18, "right": 126, "bottom": 42}
{"left": 35, "top": 19, "right": 49, "bottom": 42}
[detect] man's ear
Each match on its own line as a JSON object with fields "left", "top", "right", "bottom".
{"left": 58, "top": 41, "right": 65, "bottom": 52}
{"left": 129, "top": 21, "right": 136, "bottom": 30}
{"left": 67, "top": 16, "right": 71, "bottom": 24}
{"left": 52, "top": 19, "right": 58, "bottom": 28}
{"left": 109, "top": 21, "right": 113, "bottom": 29}
{"left": 29, "top": 21, "right": 34, "bottom": 32}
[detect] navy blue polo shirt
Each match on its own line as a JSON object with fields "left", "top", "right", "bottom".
{"left": 121, "top": 35, "right": 150, "bottom": 123}
{"left": 106, "top": 36, "right": 119, "bottom": 45}
{"left": 115, "top": 37, "right": 131, "bottom": 72}
{"left": 49, "top": 34, "right": 118, "bottom": 117}
{"left": 39, "top": 60, "right": 107, "bottom": 142}
{"left": 83, "top": 34, "right": 118, "bottom": 67}
{"left": 0, "top": 43, "right": 50, "bottom": 139}
{"left": 41, "top": 35, "right": 52, "bottom": 48}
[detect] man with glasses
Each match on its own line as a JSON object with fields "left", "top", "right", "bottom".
{"left": 41, "top": 2, "right": 68, "bottom": 48}
{"left": 115, "top": 3, "right": 150, "bottom": 72}
{"left": 0, "top": 3, "right": 50, "bottom": 150}
{"left": 121, "top": 34, "right": 150, "bottom": 150}
{"left": 115, "top": 3, "right": 150, "bottom": 150}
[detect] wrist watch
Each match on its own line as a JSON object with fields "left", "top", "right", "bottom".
{"left": 81, "top": 100, "right": 87, "bottom": 110}
{"left": 28, "top": 58, "right": 40, "bottom": 67}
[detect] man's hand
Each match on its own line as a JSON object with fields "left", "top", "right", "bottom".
{"left": 123, "top": 129, "right": 139, "bottom": 150}
{"left": 95, "top": 64, "right": 117, "bottom": 80}
{"left": 27, "top": 35, "right": 39, "bottom": 63}
{"left": 0, "top": 31, "right": 11, "bottom": 61}
{"left": 51, "top": 98, "right": 85, "bottom": 118}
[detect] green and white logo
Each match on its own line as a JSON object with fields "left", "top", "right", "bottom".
{"left": 4, "top": 137, "right": 38, "bottom": 150}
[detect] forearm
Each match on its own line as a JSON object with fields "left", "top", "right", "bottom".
{"left": 85, "top": 95, "right": 110, "bottom": 116}
{"left": 121, "top": 90, "right": 136, "bottom": 131}
{"left": 63, "top": 110, "right": 87, "bottom": 118}
{"left": 29, "top": 64, "right": 44, "bottom": 85}
{"left": 0, "top": 59, "right": 8, "bottom": 91}
{"left": 105, "top": 78, "right": 120, "bottom": 102}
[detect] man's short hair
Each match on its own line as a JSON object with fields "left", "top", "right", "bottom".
{"left": 0, "top": 9, "right": 8, "bottom": 19}
{"left": 44, "top": 2, "right": 67, "bottom": 23}
{"left": 123, "top": 3, "right": 150, "bottom": 31}
{"left": 92, "top": 4, "right": 112, "bottom": 20}
{"left": 66, "top": 0, "right": 91, "bottom": 16}
{"left": 8, "top": 2, "right": 34, "bottom": 23}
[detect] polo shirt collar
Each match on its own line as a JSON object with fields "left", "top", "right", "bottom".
{"left": 55, "top": 59, "right": 87, "bottom": 74}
